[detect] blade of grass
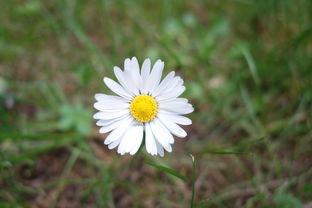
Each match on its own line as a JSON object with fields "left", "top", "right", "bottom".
{"left": 241, "top": 47, "right": 260, "bottom": 87}
{"left": 145, "top": 161, "right": 187, "bottom": 182}
{"left": 233, "top": 136, "right": 266, "bottom": 150}
{"left": 240, "top": 86, "right": 265, "bottom": 135}
{"left": 201, "top": 151, "right": 249, "bottom": 155}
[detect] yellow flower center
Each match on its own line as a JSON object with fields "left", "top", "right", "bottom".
{"left": 130, "top": 95, "right": 158, "bottom": 122}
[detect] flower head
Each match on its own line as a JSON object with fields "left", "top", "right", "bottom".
{"left": 93, "top": 57, "right": 193, "bottom": 156}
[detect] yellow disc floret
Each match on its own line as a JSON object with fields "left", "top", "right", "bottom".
{"left": 130, "top": 95, "right": 158, "bottom": 122}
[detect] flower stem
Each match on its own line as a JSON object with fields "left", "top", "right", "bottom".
{"left": 190, "top": 154, "right": 196, "bottom": 208}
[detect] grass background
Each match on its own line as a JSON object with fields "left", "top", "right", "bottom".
{"left": 0, "top": 0, "right": 312, "bottom": 207}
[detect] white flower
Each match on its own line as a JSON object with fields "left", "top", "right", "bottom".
{"left": 93, "top": 57, "right": 193, "bottom": 157}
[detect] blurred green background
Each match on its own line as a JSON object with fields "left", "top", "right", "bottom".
{"left": 0, "top": 0, "right": 311, "bottom": 207}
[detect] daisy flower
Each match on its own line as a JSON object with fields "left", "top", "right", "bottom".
{"left": 93, "top": 57, "right": 193, "bottom": 157}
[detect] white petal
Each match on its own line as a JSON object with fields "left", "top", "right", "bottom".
{"left": 94, "top": 93, "right": 127, "bottom": 103}
{"left": 117, "top": 122, "right": 143, "bottom": 155}
{"left": 156, "top": 86, "right": 186, "bottom": 101}
{"left": 146, "top": 60, "right": 164, "bottom": 94}
{"left": 145, "top": 123, "right": 158, "bottom": 155}
{"left": 94, "top": 101, "right": 129, "bottom": 111}
{"left": 108, "top": 138, "right": 122, "bottom": 150}
{"left": 103, "top": 77, "right": 133, "bottom": 100}
{"left": 99, "top": 115, "right": 132, "bottom": 134}
{"left": 157, "top": 113, "right": 192, "bottom": 125}
{"left": 131, "top": 57, "right": 140, "bottom": 68}
{"left": 114, "top": 66, "right": 139, "bottom": 96}
{"left": 160, "top": 98, "right": 188, "bottom": 105}
{"left": 131, "top": 57, "right": 141, "bottom": 80}
{"left": 124, "top": 57, "right": 142, "bottom": 91}
{"left": 150, "top": 118, "right": 174, "bottom": 152}
{"left": 96, "top": 113, "right": 129, "bottom": 126}
{"left": 93, "top": 109, "right": 129, "bottom": 120}
{"left": 177, "top": 78, "right": 184, "bottom": 86}
{"left": 159, "top": 102, "right": 193, "bottom": 114}
{"left": 166, "top": 144, "right": 172, "bottom": 152}
{"left": 155, "top": 139, "right": 164, "bottom": 157}
{"left": 124, "top": 58, "right": 131, "bottom": 71}
{"left": 151, "top": 71, "right": 175, "bottom": 97}
{"left": 158, "top": 105, "right": 194, "bottom": 115}
{"left": 140, "top": 58, "right": 151, "bottom": 94}
{"left": 156, "top": 76, "right": 183, "bottom": 96}
{"left": 158, "top": 115, "right": 187, "bottom": 138}
{"left": 95, "top": 93, "right": 108, "bottom": 101}
{"left": 117, "top": 133, "right": 131, "bottom": 155}
{"left": 104, "top": 117, "right": 133, "bottom": 145}
{"left": 130, "top": 124, "right": 144, "bottom": 155}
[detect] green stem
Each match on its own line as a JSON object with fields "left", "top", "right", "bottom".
{"left": 190, "top": 154, "right": 196, "bottom": 208}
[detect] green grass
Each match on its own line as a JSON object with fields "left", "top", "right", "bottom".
{"left": 0, "top": 0, "right": 312, "bottom": 207}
